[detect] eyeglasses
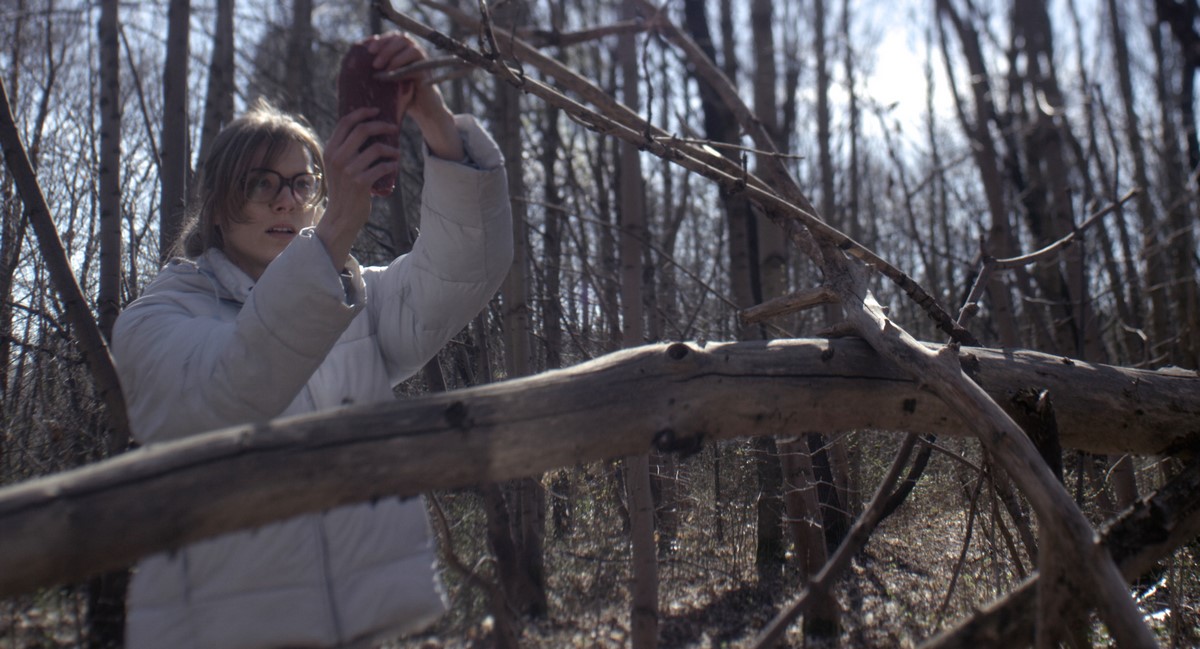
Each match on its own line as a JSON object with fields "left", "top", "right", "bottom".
{"left": 243, "top": 169, "right": 322, "bottom": 206}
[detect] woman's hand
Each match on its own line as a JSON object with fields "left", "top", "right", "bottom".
{"left": 365, "top": 32, "right": 465, "bottom": 162}
{"left": 316, "top": 106, "right": 400, "bottom": 270}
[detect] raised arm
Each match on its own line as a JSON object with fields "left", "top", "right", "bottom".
{"left": 111, "top": 234, "right": 365, "bottom": 443}
{"left": 366, "top": 115, "right": 513, "bottom": 383}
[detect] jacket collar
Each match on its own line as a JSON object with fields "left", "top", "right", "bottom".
{"left": 196, "top": 248, "right": 256, "bottom": 304}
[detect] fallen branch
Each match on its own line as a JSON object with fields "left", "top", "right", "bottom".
{"left": 740, "top": 286, "right": 839, "bottom": 325}
{"left": 0, "top": 338, "right": 1196, "bottom": 597}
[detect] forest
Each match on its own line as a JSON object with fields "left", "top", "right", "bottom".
{"left": 1, "top": 0, "right": 1200, "bottom": 647}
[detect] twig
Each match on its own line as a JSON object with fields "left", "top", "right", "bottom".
{"left": 921, "top": 456, "right": 1200, "bottom": 648}
{"left": 412, "top": 0, "right": 781, "bottom": 202}
{"left": 387, "top": 1, "right": 979, "bottom": 346}
{"left": 932, "top": 469, "right": 986, "bottom": 629}
{"left": 671, "top": 135, "right": 807, "bottom": 161}
{"left": 740, "top": 286, "right": 838, "bottom": 325}
{"left": 428, "top": 495, "right": 520, "bottom": 648}
{"left": 994, "top": 188, "right": 1138, "bottom": 269}
{"left": 373, "top": 56, "right": 466, "bottom": 80}
{"left": 633, "top": 0, "right": 978, "bottom": 347}
{"left": 956, "top": 188, "right": 1138, "bottom": 328}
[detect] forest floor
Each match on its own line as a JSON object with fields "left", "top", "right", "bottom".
{"left": 388, "top": 460, "right": 1200, "bottom": 649}
{"left": 3, "top": 453, "right": 1199, "bottom": 648}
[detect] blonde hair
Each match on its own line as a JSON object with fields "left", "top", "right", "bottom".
{"left": 174, "top": 98, "right": 326, "bottom": 258}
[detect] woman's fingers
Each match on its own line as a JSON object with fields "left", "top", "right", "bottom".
{"left": 325, "top": 111, "right": 401, "bottom": 194}
{"left": 367, "top": 32, "right": 428, "bottom": 74}
{"left": 328, "top": 107, "right": 380, "bottom": 149}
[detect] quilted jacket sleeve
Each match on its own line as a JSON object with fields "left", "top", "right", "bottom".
{"left": 111, "top": 232, "right": 365, "bottom": 444}
{"left": 364, "top": 114, "right": 514, "bottom": 384}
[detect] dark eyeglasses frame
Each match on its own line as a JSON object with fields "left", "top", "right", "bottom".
{"left": 243, "top": 169, "right": 323, "bottom": 207}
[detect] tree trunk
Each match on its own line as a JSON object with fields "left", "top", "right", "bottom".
{"left": 284, "top": 0, "right": 313, "bottom": 117}
{"left": 618, "top": 2, "right": 657, "bottom": 644}
{"left": 540, "top": 104, "right": 564, "bottom": 371}
{"left": 1012, "top": 0, "right": 1095, "bottom": 360}
{"left": 97, "top": 0, "right": 121, "bottom": 344}
{"left": 491, "top": 0, "right": 547, "bottom": 620}
{"left": 1107, "top": 0, "right": 1174, "bottom": 361}
{"left": 1149, "top": 12, "right": 1200, "bottom": 370}
{"left": 936, "top": 0, "right": 1022, "bottom": 347}
{"left": 159, "top": 0, "right": 190, "bottom": 261}
{"left": 86, "top": 6, "right": 130, "bottom": 644}
{"left": 197, "top": 0, "right": 235, "bottom": 168}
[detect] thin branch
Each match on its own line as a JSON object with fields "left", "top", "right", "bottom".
{"left": 957, "top": 188, "right": 1138, "bottom": 327}
{"left": 933, "top": 470, "right": 986, "bottom": 629}
{"left": 383, "top": 1, "right": 979, "bottom": 346}
{"left": 752, "top": 434, "right": 920, "bottom": 648}
{"left": 373, "top": 56, "right": 466, "bottom": 80}
{"left": 740, "top": 286, "right": 838, "bottom": 325}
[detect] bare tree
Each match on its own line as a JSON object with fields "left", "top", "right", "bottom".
{"left": 283, "top": 0, "right": 313, "bottom": 116}
{"left": 10, "top": 0, "right": 1200, "bottom": 645}
{"left": 158, "top": 0, "right": 190, "bottom": 261}
{"left": 197, "top": 0, "right": 235, "bottom": 167}
{"left": 485, "top": 0, "right": 549, "bottom": 620}
{"left": 936, "top": 0, "right": 1022, "bottom": 347}
{"left": 617, "top": 2, "right": 657, "bottom": 646}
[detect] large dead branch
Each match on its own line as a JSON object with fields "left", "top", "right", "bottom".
{"left": 828, "top": 264, "right": 1156, "bottom": 646}
{"left": 387, "top": 4, "right": 1161, "bottom": 642}
{"left": 0, "top": 338, "right": 1197, "bottom": 598}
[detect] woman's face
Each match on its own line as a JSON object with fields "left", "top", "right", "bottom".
{"left": 221, "top": 142, "right": 320, "bottom": 281}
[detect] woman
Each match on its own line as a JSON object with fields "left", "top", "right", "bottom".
{"left": 111, "top": 32, "right": 512, "bottom": 648}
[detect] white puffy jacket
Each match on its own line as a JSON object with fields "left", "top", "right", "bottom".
{"left": 111, "top": 115, "right": 512, "bottom": 649}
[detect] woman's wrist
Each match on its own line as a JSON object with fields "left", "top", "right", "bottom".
{"left": 314, "top": 206, "right": 359, "bottom": 272}
{"left": 410, "top": 102, "right": 464, "bottom": 162}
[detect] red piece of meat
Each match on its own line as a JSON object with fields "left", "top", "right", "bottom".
{"left": 336, "top": 41, "right": 402, "bottom": 197}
